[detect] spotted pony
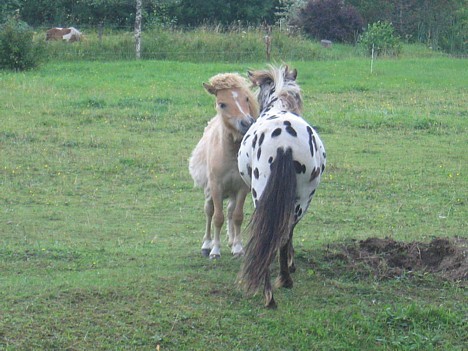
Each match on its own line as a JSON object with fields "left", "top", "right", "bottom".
{"left": 237, "top": 65, "right": 326, "bottom": 308}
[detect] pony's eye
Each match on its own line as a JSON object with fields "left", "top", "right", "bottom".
{"left": 219, "top": 103, "right": 226, "bottom": 109}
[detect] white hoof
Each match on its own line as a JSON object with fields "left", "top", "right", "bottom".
{"left": 209, "top": 246, "right": 221, "bottom": 260}
{"left": 201, "top": 240, "right": 213, "bottom": 257}
{"left": 231, "top": 243, "right": 244, "bottom": 257}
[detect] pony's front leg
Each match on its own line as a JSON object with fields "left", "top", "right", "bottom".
{"left": 201, "top": 197, "right": 214, "bottom": 257}
{"left": 276, "top": 240, "right": 294, "bottom": 289}
{"left": 226, "top": 197, "right": 236, "bottom": 247}
{"left": 276, "top": 224, "right": 296, "bottom": 287}
{"left": 209, "top": 187, "right": 224, "bottom": 259}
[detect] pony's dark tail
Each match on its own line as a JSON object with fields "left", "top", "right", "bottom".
{"left": 239, "top": 147, "right": 297, "bottom": 295}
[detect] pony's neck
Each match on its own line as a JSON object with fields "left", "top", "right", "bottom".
{"left": 260, "top": 90, "right": 302, "bottom": 116}
{"left": 220, "top": 118, "right": 243, "bottom": 147}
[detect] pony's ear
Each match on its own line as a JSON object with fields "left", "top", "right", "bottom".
{"left": 203, "top": 83, "right": 217, "bottom": 95}
{"left": 247, "top": 71, "right": 257, "bottom": 85}
{"left": 285, "top": 67, "right": 297, "bottom": 81}
{"left": 248, "top": 70, "right": 272, "bottom": 86}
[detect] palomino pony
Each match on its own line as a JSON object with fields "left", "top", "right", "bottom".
{"left": 46, "top": 27, "right": 82, "bottom": 42}
{"left": 189, "top": 73, "right": 258, "bottom": 259}
{"left": 237, "top": 65, "right": 326, "bottom": 308}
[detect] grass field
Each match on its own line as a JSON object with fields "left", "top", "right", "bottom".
{"left": 1, "top": 55, "right": 466, "bottom": 350}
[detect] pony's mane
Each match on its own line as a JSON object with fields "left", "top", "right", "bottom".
{"left": 251, "top": 65, "right": 303, "bottom": 115}
{"left": 209, "top": 73, "right": 249, "bottom": 91}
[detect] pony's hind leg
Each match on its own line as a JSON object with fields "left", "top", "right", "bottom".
{"left": 230, "top": 190, "right": 247, "bottom": 257}
{"left": 201, "top": 197, "right": 214, "bottom": 257}
{"left": 264, "top": 270, "right": 277, "bottom": 309}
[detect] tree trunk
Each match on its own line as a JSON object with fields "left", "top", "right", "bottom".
{"left": 134, "top": 0, "right": 142, "bottom": 59}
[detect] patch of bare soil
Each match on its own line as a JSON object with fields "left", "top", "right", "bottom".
{"left": 326, "top": 237, "right": 467, "bottom": 282}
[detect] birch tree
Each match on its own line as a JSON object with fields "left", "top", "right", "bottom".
{"left": 134, "top": 0, "right": 142, "bottom": 59}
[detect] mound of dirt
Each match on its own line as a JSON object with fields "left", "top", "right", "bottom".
{"left": 326, "top": 237, "right": 467, "bottom": 282}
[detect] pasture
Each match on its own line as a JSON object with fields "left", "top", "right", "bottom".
{"left": 0, "top": 56, "right": 466, "bottom": 350}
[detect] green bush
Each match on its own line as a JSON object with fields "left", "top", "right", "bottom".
{"left": 0, "top": 15, "right": 45, "bottom": 70}
{"left": 359, "top": 21, "right": 401, "bottom": 57}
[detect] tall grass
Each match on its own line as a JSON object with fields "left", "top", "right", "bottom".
{"left": 38, "top": 26, "right": 370, "bottom": 62}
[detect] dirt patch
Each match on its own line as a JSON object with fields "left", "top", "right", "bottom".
{"left": 325, "top": 237, "right": 467, "bottom": 282}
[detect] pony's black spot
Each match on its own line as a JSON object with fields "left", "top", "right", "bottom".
{"left": 242, "top": 134, "right": 251, "bottom": 145}
{"left": 309, "top": 189, "right": 316, "bottom": 198}
{"left": 267, "top": 115, "right": 278, "bottom": 120}
{"left": 268, "top": 156, "right": 273, "bottom": 163}
{"left": 321, "top": 164, "right": 326, "bottom": 174}
{"left": 312, "top": 135, "right": 318, "bottom": 152}
{"left": 283, "top": 120, "right": 291, "bottom": 127}
{"left": 293, "top": 160, "right": 306, "bottom": 174}
{"left": 307, "top": 126, "right": 314, "bottom": 157}
{"left": 323, "top": 152, "right": 326, "bottom": 159}
{"left": 271, "top": 128, "right": 282, "bottom": 137}
{"left": 252, "top": 187, "right": 257, "bottom": 199}
{"left": 286, "top": 125, "right": 297, "bottom": 137}
{"left": 254, "top": 168, "right": 259, "bottom": 179}
{"left": 294, "top": 204, "right": 303, "bottom": 218}
{"left": 310, "top": 167, "right": 320, "bottom": 181}
{"left": 247, "top": 165, "right": 252, "bottom": 178}
{"left": 257, "top": 147, "right": 262, "bottom": 160}
{"left": 259, "top": 132, "right": 265, "bottom": 147}
{"left": 252, "top": 134, "right": 258, "bottom": 149}
{"left": 240, "top": 171, "right": 244, "bottom": 176}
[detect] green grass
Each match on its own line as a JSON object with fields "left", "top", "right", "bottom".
{"left": 0, "top": 56, "right": 466, "bottom": 350}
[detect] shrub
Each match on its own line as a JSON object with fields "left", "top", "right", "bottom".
{"left": 0, "top": 15, "right": 45, "bottom": 71}
{"left": 297, "top": 0, "right": 364, "bottom": 43}
{"left": 359, "top": 21, "right": 401, "bottom": 57}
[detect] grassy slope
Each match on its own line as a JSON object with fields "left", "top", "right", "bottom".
{"left": 0, "top": 56, "right": 466, "bottom": 350}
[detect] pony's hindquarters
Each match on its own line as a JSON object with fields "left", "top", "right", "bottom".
{"left": 239, "top": 147, "right": 297, "bottom": 308}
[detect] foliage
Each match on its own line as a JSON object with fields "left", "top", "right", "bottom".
{"left": 0, "top": 14, "right": 44, "bottom": 70}
{"left": 0, "top": 0, "right": 465, "bottom": 53}
{"left": 359, "top": 21, "right": 401, "bottom": 57}
{"left": 297, "top": 0, "right": 364, "bottom": 43}
{"left": 347, "top": 0, "right": 467, "bottom": 54}
{"left": 0, "top": 58, "right": 466, "bottom": 350}
{"left": 166, "top": 0, "right": 281, "bottom": 26}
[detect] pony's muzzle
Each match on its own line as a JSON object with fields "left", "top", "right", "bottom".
{"left": 239, "top": 115, "right": 255, "bottom": 135}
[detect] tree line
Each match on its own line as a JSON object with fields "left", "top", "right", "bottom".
{"left": 0, "top": 0, "right": 466, "bottom": 53}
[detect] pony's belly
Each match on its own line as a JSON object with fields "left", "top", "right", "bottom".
{"left": 221, "top": 170, "right": 248, "bottom": 198}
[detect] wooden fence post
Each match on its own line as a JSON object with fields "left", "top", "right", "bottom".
{"left": 264, "top": 26, "right": 272, "bottom": 62}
